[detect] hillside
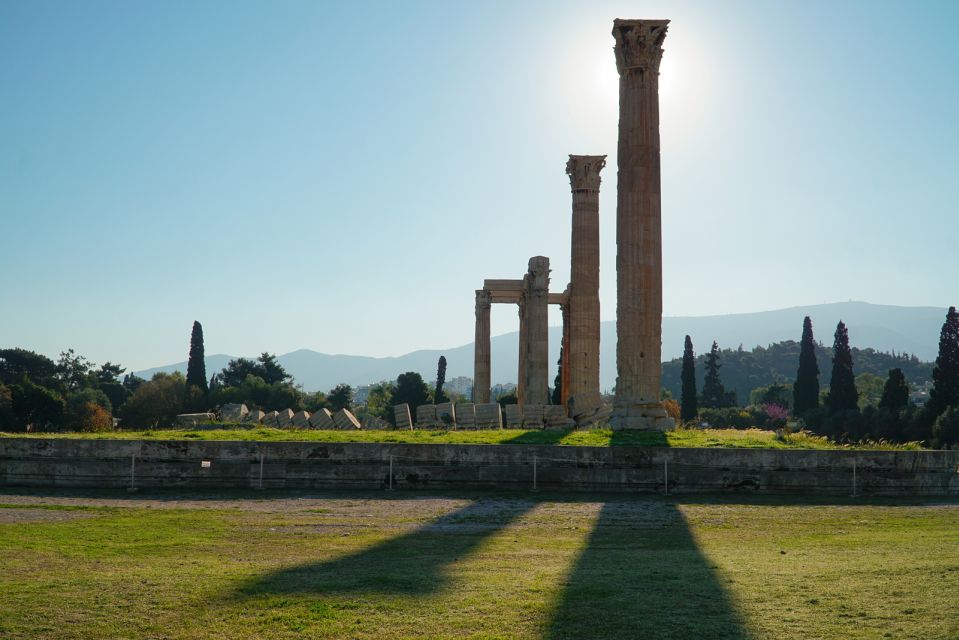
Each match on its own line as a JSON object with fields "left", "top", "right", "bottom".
{"left": 135, "top": 301, "right": 947, "bottom": 392}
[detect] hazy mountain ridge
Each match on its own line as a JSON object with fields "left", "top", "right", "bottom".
{"left": 135, "top": 301, "right": 948, "bottom": 392}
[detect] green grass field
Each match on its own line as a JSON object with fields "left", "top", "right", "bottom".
{"left": 0, "top": 426, "right": 921, "bottom": 450}
{"left": 1, "top": 490, "right": 957, "bottom": 639}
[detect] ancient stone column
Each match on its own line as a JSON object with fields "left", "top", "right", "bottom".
{"left": 610, "top": 19, "right": 673, "bottom": 430}
{"left": 524, "top": 256, "right": 550, "bottom": 405}
{"left": 473, "top": 289, "right": 492, "bottom": 403}
{"left": 560, "top": 300, "right": 571, "bottom": 406}
{"left": 566, "top": 155, "right": 606, "bottom": 406}
{"left": 516, "top": 295, "right": 527, "bottom": 405}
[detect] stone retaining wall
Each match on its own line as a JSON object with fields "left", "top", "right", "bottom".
{"left": 1, "top": 438, "right": 958, "bottom": 496}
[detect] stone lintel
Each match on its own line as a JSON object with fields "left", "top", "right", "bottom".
{"left": 612, "top": 19, "right": 669, "bottom": 74}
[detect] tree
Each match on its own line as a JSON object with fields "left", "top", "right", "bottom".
{"left": 700, "top": 342, "right": 733, "bottom": 408}
{"left": 56, "top": 349, "right": 93, "bottom": 392}
{"left": 928, "top": 306, "right": 959, "bottom": 419}
{"left": 855, "top": 372, "right": 885, "bottom": 410}
{"left": 827, "top": 320, "right": 858, "bottom": 413}
{"left": 0, "top": 383, "right": 17, "bottom": 431}
{"left": 186, "top": 321, "right": 208, "bottom": 394}
{"left": 932, "top": 406, "right": 959, "bottom": 448}
{"left": 793, "top": 316, "right": 820, "bottom": 416}
{"left": 10, "top": 378, "right": 65, "bottom": 431}
{"left": 879, "top": 368, "right": 910, "bottom": 412}
{"left": 551, "top": 347, "right": 563, "bottom": 406}
{"left": 434, "top": 356, "right": 448, "bottom": 404}
{"left": 119, "top": 372, "right": 190, "bottom": 428}
{"left": 257, "top": 352, "right": 292, "bottom": 385}
{"left": 392, "top": 372, "right": 430, "bottom": 413}
{"left": 680, "top": 335, "right": 698, "bottom": 421}
{"left": 327, "top": 384, "right": 354, "bottom": 412}
{"left": 97, "top": 362, "right": 126, "bottom": 384}
{"left": 217, "top": 353, "right": 291, "bottom": 388}
{"left": 364, "top": 381, "right": 395, "bottom": 422}
{"left": 0, "top": 348, "right": 58, "bottom": 387}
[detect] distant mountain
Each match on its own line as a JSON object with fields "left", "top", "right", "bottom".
{"left": 135, "top": 301, "right": 949, "bottom": 393}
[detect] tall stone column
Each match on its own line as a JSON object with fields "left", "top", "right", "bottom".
{"left": 560, "top": 301, "right": 571, "bottom": 406}
{"left": 610, "top": 19, "right": 673, "bottom": 430}
{"left": 524, "top": 256, "right": 550, "bottom": 405}
{"left": 473, "top": 289, "right": 492, "bottom": 403}
{"left": 516, "top": 296, "right": 527, "bottom": 405}
{"left": 566, "top": 155, "right": 606, "bottom": 405}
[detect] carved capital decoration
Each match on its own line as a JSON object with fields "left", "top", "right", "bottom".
{"left": 612, "top": 19, "right": 669, "bottom": 75}
{"left": 566, "top": 155, "right": 607, "bottom": 192}
{"left": 526, "top": 256, "right": 550, "bottom": 294}
{"left": 475, "top": 289, "right": 492, "bottom": 311}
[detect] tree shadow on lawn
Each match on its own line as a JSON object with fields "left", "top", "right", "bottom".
{"left": 545, "top": 500, "right": 749, "bottom": 640}
{"left": 233, "top": 498, "right": 537, "bottom": 597}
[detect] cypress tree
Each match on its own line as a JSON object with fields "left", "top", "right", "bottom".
{"left": 551, "top": 347, "right": 563, "bottom": 405}
{"left": 928, "top": 306, "right": 959, "bottom": 418}
{"left": 700, "top": 341, "right": 727, "bottom": 408}
{"left": 827, "top": 320, "right": 858, "bottom": 413}
{"left": 186, "top": 321, "right": 208, "bottom": 394}
{"left": 793, "top": 316, "right": 820, "bottom": 416}
{"left": 878, "top": 368, "right": 910, "bottom": 412}
{"left": 680, "top": 335, "right": 698, "bottom": 421}
{"left": 434, "top": 355, "right": 448, "bottom": 404}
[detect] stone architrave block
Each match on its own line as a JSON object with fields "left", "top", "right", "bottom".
{"left": 474, "top": 403, "right": 502, "bottom": 429}
{"left": 245, "top": 409, "right": 265, "bottom": 424}
{"left": 363, "top": 416, "right": 389, "bottom": 430}
{"left": 436, "top": 402, "right": 456, "bottom": 428}
{"left": 275, "top": 409, "right": 295, "bottom": 428}
{"left": 522, "top": 404, "right": 545, "bottom": 429}
{"left": 175, "top": 413, "right": 215, "bottom": 427}
{"left": 416, "top": 404, "right": 438, "bottom": 429}
{"left": 220, "top": 403, "right": 248, "bottom": 423}
{"left": 334, "top": 408, "right": 362, "bottom": 430}
{"left": 292, "top": 410, "right": 312, "bottom": 429}
{"left": 544, "top": 405, "right": 572, "bottom": 429}
{"left": 262, "top": 411, "right": 280, "bottom": 427}
{"left": 455, "top": 403, "right": 476, "bottom": 430}
{"left": 503, "top": 404, "right": 523, "bottom": 428}
{"left": 393, "top": 404, "right": 413, "bottom": 430}
{"left": 309, "top": 408, "right": 335, "bottom": 429}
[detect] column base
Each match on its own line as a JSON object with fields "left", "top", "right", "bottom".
{"left": 609, "top": 402, "right": 674, "bottom": 431}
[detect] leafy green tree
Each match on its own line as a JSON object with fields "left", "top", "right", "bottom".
{"left": 10, "top": 377, "right": 65, "bottom": 431}
{"left": 855, "top": 372, "right": 885, "bottom": 410}
{"left": 551, "top": 347, "right": 563, "bottom": 406}
{"left": 97, "top": 362, "right": 126, "bottom": 384}
{"left": 364, "top": 381, "right": 395, "bottom": 421}
{"left": 700, "top": 342, "right": 733, "bottom": 408}
{"left": 217, "top": 353, "right": 291, "bottom": 387}
{"left": 186, "top": 321, "right": 208, "bottom": 394}
{"left": 257, "top": 353, "right": 291, "bottom": 385}
{"left": 932, "top": 406, "right": 959, "bottom": 448}
{"left": 119, "top": 372, "right": 190, "bottom": 428}
{"left": 928, "top": 306, "right": 959, "bottom": 419}
{"left": 302, "top": 390, "right": 329, "bottom": 413}
{"left": 680, "top": 335, "right": 698, "bottom": 421}
{"left": 0, "top": 348, "right": 58, "bottom": 387}
{"left": 0, "top": 383, "right": 17, "bottom": 431}
{"left": 750, "top": 384, "right": 791, "bottom": 409}
{"left": 327, "top": 384, "right": 354, "bottom": 412}
{"left": 392, "top": 372, "right": 430, "bottom": 413}
{"left": 434, "top": 356, "right": 448, "bottom": 404}
{"left": 56, "top": 349, "right": 93, "bottom": 392}
{"left": 827, "top": 321, "right": 858, "bottom": 413}
{"left": 878, "top": 368, "right": 910, "bottom": 412}
{"left": 793, "top": 316, "right": 820, "bottom": 416}
{"left": 210, "top": 374, "right": 301, "bottom": 412}
{"left": 122, "top": 373, "right": 146, "bottom": 394}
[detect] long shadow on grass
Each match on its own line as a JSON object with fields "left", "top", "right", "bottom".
{"left": 234, "top": 498, "right": 536, "bottom": 597}
{"left": 546, "top": 500, "right": 749, "bottom": 640}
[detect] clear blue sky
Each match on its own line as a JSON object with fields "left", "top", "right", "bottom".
{"left": 2, "top": 0, "right": 957, "bottom": 371}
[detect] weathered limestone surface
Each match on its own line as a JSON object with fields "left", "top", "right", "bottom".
{"left": 175, "top": 413, "right": 215, "bottom": 427}
{"left": 244, "top": 409, "right": 265, "bottom": 424}
{"left": 436, "top": 402, "right": 456, "bottom": 428}
{"left": 474, "top": 403, "right": 503, "bottom": 429}
{"left": 524, "top": 257, "right": 550, "bottom": 405}
{"left": 473, "top": 289, "right": 492, "bottom": 403}
{"left": 517, "top": 297, "right": 528, "bottom": 405}
{"left": 220, "top": 403, "right": 248, "bottom": 423}
{"left": 610, "top": 19, "right": 673, "bottom": 431}
{"left": 274, "top": 409, "right": 294, "bottom": 428}
{"left": 393, "top": 404, "right": 413, "bottom": 430}
{"left": 309, "top": 408, "right": 335, "bottom": 429}
{"left": 262, "top": 411, "right": 280, "bottom": 427}
{"left": 568, "top": 391, "right": 611, "bottom": 426}
{"left": 566, "top": 155, "right": 606, "bottom": 408}
{"left": 522, "top": 404, "right": 545, "bottom": 429}
{"left": 334, "top": 408, "right": 362, "bottom": 430}
{"left": 416, "top": 404, "right": 438, "bottom": 429}
{"left": 292, "top": 410, "right": 312, "bottom": 429}
{"left": 504, "top": 404, "right": 523, "bottom": 428}
{"left": 544, "top": 405, "right": 573, "bottom": 429}
{"left": 455, "top": 403, "right": 476, "bottom": 429}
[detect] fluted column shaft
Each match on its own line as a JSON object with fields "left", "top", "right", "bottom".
{"left": 473, "top": 289, "right": 492, "bottom": 403}
{"left": 524, "top": 256, "right": 550, "bottom": 405}
{"left": 517, "top": 297, "right": 527, "bottom": 405}
{"left": 561, "top": 302, "right": 571, "bottom": 406}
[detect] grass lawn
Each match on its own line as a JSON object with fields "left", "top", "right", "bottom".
{"left": 0, "top": 426, "right": 921, "bottom": 450}
{"left": 0, "top": 490, "right": 957, "bottom": 639}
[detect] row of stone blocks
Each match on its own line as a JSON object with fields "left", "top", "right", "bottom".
{"left": 218, "top": 403, "right": 371, "bottom": 430}
{"left": 393, "top": 403, "right": 573, "bottom": 430}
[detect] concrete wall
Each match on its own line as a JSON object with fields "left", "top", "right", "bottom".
{"left": 1, "top": 438, "right": 958, "bottom": 496}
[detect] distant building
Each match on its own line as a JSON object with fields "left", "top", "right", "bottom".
{"left": 446, "top": 376, "right": 473, "bottom": 398}
{"left": 354, "top": 385, "right": 371, "bottom": 404}
{"left": 492, "top": 383, "right": 516, "bottom": 400}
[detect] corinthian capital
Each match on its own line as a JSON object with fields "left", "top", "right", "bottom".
{"left": 566, "top": 155, "right": 607, "bottom": 192}
{"left": 612, "top": 19, "right": 669, "bottom": 75}
{"left": 475, "top": 289, "right": 492, "bottom": 311}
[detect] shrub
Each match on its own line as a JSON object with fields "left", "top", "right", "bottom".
{"left": 698, "top": 407, "right": 754, "bottom": 430}
{"left": 932, "top": 406, "right": 959, "bottom": 449}
{"left": 74, "top": 402, "right": 113, "bottom": 432}
{"left": 662, "top": 398, "right": 681, "bottom": 422}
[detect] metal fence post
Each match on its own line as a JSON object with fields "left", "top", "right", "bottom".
{"left": 852, "top": 456, "right": 857, "bottom": 497}
{"left": 388, "top": 454, "right": 394, "bottom": 491}
{"left": 532, "top": 454, "right": 538, "bottom": 492}
{"left": 127, "top": 454, "right": 137, "bottom": 492}
{"left": 258, "top": 453, "right": 265, "bottom": 490}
